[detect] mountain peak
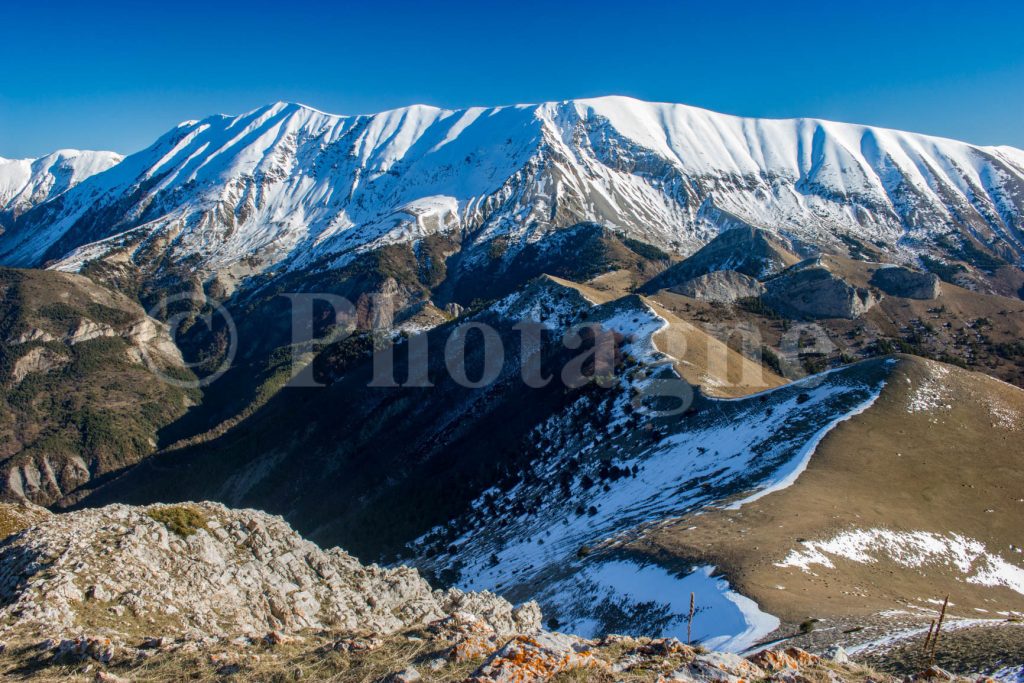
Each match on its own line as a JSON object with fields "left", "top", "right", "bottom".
{"left": 2, "top": 96, "right": 1023, "bottom": 286}
{"left": 0, "top": 149, "right": 122, "bottom": 218}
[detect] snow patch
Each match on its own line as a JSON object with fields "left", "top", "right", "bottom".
{"left": 778, "top": 528, "right": 1024, "bottom": 595}
{"left": 907, "top": 363, "right": 952, "bottom": 413}
{"left": 542, "top": 560, "right": 778, "bottom": 653}
{"left": 725, "top": 387, "right": 883, "bottom": 509}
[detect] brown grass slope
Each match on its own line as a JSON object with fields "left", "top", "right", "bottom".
{"left": 646, "top": 253, "right": 1024, "bottom": 388}
{"left": 546, "top": 274, "right": 787, "bottom": 398}
{"left": 631, "top": 355, "right": 1024, "bottom": 628}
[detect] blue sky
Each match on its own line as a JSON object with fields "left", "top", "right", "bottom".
{"left": 1, "top": 0, "right": 1022, "bottom": 157}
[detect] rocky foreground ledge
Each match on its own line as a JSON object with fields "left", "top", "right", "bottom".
{"left": 0, "top": 502, "right": 1003, "bottom": 682}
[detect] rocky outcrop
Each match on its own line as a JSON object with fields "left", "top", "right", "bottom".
{"left": 871, "top": 265, "right": 941, "bottom": 299}
{"left": 671, "top": 269, "right": 765, "bottom": 303}
{"left": 642, "top": 225, "right": 801, "bottom": 292}
{"left": 764, "top": 260, "right": 878, "bottom": 319}
{"left": 467, "top": 632, "right": 607, "bottom": 681}
{"left": 3, "top": 455, "right": 91, "bottom": 504}
{"left": 0, "top": 502, "right": 540, "bottom": 642}
{"left": 10, "top": 346, "right": 68, "bottom": 383}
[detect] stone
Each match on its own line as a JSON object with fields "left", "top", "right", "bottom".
{"left": 611, "top": 652, "right": 645, "bottom": 673}
{"left": 263, "top": 630, "right": 292, "bottom": 646}
{"left": 85, "top": 584, "right": 112, "bottom": 601}
{"left": 782, "top": 647, "right": 819, "bottom": 667}
{"left": 425, "top": 657, "right": 447, "bottom": 671}
{"left": 870, "top": 265, "right": 941, "bottom": 299}
{"left": 750, "top": 648, "right": 802, "bottom": 672}
{"left": 0, "top": 502, "right": 535, "bottom": 642}
{"left": 448, "top": 633, "right": 500, "bottom": 663}
{"left": 54, "top": 636, "right": 115, "bottom": 664}
{"left": 467, "top": 632, "right": 607, "bottom": 682}
{"left": 688, "top": 651, "right": 767, "bottom": 682}
{"left": 386, "top": 667, "right": 423, "bottom": 682}
{"left": 822, "top": 644, "right": 850, "bottom": 664}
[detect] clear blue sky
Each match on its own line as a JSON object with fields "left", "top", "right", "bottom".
{"left": 2, "top": 0, "right": 1022, "bottom": 157}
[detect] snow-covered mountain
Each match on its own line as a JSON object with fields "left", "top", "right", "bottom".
{"left": 2, "top": 97, "right": 1023, "bottom": 283}
{"left": 0, "top": 150, "right": 122, "bottom": 219}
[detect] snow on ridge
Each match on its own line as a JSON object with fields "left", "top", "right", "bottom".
{"left": 488, "top": 278, "right": 594, "bottom": 329}
{"left": 0, "top": 149, "right": 122, "bottom": 213}
{"left": 418, "top": 356, "right": 891, "bottom": 646}
{"left": 777, "top": 528, "right": 1024, "bottom": 595}
{"left": 4, "top": 95, "right": 1023, "bottom": 276}
{"left": 724, "top": 385, "right": 885, "bottom": 510}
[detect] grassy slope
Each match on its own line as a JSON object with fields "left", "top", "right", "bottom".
{"left": 631, "top": 355, "right": 1024, "bottom": 626}
{"left": 647, "top": 254, "right": 1024, "bottom": 387}
{"left": 546, "top": 275, "right": 787, "bottom": 397}
{"left": 0, "top": 268, "right": 197, "bottom": 506}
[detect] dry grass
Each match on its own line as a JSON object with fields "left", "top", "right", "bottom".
{"left": 644, "top": 297, "right": 787, "bottom": 397}
{"left": 0, "top": 631, "right": 488, "bottom": 682}
{"left": 0, "top": 503, "right": 50, "bottom": 540}
{"left": 629, "top": 355, "right": 1024, "bottom": 657}
{"left": 145, "top": 505, "right": 208, "bottom": 537}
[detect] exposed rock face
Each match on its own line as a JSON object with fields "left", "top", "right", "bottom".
{"left": 671, "top": 269, "right": 765, "bottom": 303}
{"left": 764, "top": 260, "right": 878, "bottom": 319}
{"left": 0, "top": 503, "right": 540, "bottom": 642}
{"left": 9, "top": 346, "right": 68, "bottom": 384}
{"left": 642, "top": 225, "right": 801, "bottom": 292}
{"left": 871, "top": 265, "right": 941, "bottom": 299}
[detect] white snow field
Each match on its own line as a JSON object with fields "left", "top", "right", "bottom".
{"left": 2, "top": 97, "right": 1021, "bottom": 280}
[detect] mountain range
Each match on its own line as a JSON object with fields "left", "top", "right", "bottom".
{"left": 1, "top": 97, "right": 1022, "bottom": 297}
{"left": 1, "top": 96, "right": 1024, "bottom": 677}
{"left": 0, "top": 150, "right": 121, "bottom": 220}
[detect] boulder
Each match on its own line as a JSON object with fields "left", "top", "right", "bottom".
{"left": 467, "top": 632, "right": 607, "bottom": 682}
{"left": 750, "top": 646, "right": 820, "bottom": 672}
{"left": 822, "top": 644, "right": 850, "bottom": 664}
{"left": 386, "top": 668, "right": 422, "bottom": 682}
{"left": 682, "top": 651, "right": 767, "bottom": 682}
{"left": 870, "top": 265, "right": 941, "bottom": 299}
{"left": 671, "top": 270, "right": 765, "bottom": 303}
